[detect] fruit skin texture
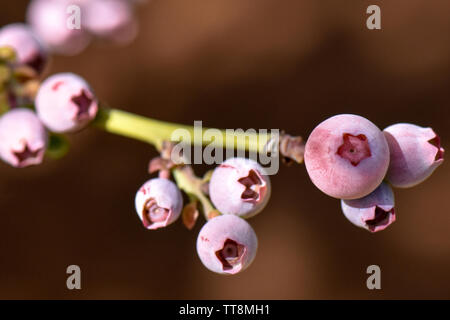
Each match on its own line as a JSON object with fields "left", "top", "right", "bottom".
{"left": 135, "top": 178, "right": 183, "bottom": 230}
{"left": 0, "top": 108, "right": 48, "bottom": 168}
{"left": 84, "top": 0, "right": 138, "bottom": 45}
{"left": 384, "top": 123, "right": 444, "bottom": 188}
{"left": 209, "top": 157, "right": 271, "bottom": 218}
{"left": 304, "top": 114, "right": 390, "bottom": 200}
{"left": 0, "top": 23, "right": 48, "bottom": 74}
{"left": 341, "top": 182, "right": 396, "bottom": 233}
{"left": 196, "top": 214, "right": 258, "bottom": 275}
{"left": 35, "top": 73, "right": 98, "bottom": 133}
{"left": 27, "top": 0, "right": 91, "bottom": 55}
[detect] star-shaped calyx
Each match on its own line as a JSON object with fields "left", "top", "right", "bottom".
{"left": 142, "top": 198, "right": 170, "bottom": 228}
{"left": 215, "top": 238, "right": 245, "bottom": 271}
{"left": 238, "top": 169, "right": 265, "bottom": 203}
{"left": 337, "top": 133, "right": 372, "bottom": 166}
{"left": 428, "top": 135, "right": 445, "bottom": 162}
{"left": 71, "top": 90, "right": 93, "bottom": 120}
{"left": 13, "top": 144, "right": 42, "bottom": 167}
{"left": 365, "top": 206, "right": 396, "bottom": 232}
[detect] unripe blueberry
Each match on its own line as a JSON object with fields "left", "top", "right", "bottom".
{"left": 0, "top": 23, "right": 48, "bottom": 74}
{"left": 209, "top": 157, "right": 271, "bottom": 218}
{"left": 0, "top": 108, "right": 48, "bottom": 168}
{"left": 135, "top": 178, "right": 183, "bottom": 230}
{"left": 27, "top": 0, "right": 91, "bottom": 55}
{"left": 383, "top": 123, "right": 444, "bottom": 188}
{"left": 196, "top": 215, "right": 258, "bottom": 275}
{"left": 304, "top": 114, "right": 390, "bottom": 200}
{"left": 341, "top": 182, "right": 396, "bottom": 233}
{"left": 84, "top": 0, "right": 138, "bottom": 45}
{"left": 35, "top": 73, "right": 98, "bottom": 133}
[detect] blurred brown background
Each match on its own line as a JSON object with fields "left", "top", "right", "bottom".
{"left": 1, "top": 0, "right": 449, "bottom": 299}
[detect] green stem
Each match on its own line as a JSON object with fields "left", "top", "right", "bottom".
{"left": 93, "top": 106, "right": 279, "bottom": 220}
{"left": 172, "top": 167, "right": 217, "bottom": 220}
{"left": 92, "top": 106, "right": 305, "bottom": 220}
{"left": 93, "top": 107, "right": 274, "bottom": 152}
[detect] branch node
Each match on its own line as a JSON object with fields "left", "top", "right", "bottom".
{"left": 278, "top": 133, "right": 305, "bottom": 165}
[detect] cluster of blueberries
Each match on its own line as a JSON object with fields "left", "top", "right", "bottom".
{"left": 0, "top": 0, "right": 140, "bottom": 165}
{"left": 136, "top": 158, "right": 269, "bottom": 275}
{"left": 135, "top": 114, "right": 444, "bottom": 275}
{"left": 27, "top": 0, "right": 139, "bottom": 56}
{"left": 0, "top": 3, "right": 445, "bottom": 276}
{"left": 0, "top": 1, "right": 139, "bottom": 74}
{"left": 304, "top": 114, "right": 444, "bottom": 233}
{"left": 0, "top": 71, "right": 98, "bottom": 167}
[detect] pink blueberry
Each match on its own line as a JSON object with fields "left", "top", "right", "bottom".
{"left": 384, "top": 123, "right": 444, "bottom": 188}
{"left": 0, "top": 23, "right": 48, "bottom": 74}
{"left": 0, "top": 108, "right": 48, "bottom": 168}
{"left": 341, "top": 182, "right": 396, "bottom": 233}
{"left": 84, "top": 0, "right": 138, "bottom": 45}
{"left": 304, "top": 114, "right": 390, "bottom": 200}
{"left": 27, "top": 0, "right": 91, "bottom": 55}
{"left": 135, "top": 178, "right": 183, "bottom": 230}
{"left": 196, "top": 214, "right": 258, "bottom": 275}
{"left": 209, "top": 157, "right": 271, "bottom": 218}
{"left": 35, "top": 73, "right": 98, "bottom": 133}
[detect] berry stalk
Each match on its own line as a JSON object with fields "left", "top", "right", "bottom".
{"left": 93, "top": 106, "right": 275, "bottom": 153}
{"left": 172, "top": 165, "right": 218, "bottom": 220}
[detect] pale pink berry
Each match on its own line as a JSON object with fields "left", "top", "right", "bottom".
{"left": 135, "top": 178, "right": 183, "bottom": 230}
{"left": 304, "top": 114, "right": 390, "bottom": 200}
{"left": 196, "top": 215, "right": 258, "bottom": 275}
{"left": 35, "top": 73, "right": 98, "bottom": 133}
{"left": 209, "top": 157, "right": 271, "bottom": 218}
{"left": 384, "top": 123, "right": 444, "bottom": 188}
{"left": 341, "top": 182, "right": 396, "bottom": 233}
{"left": 0, "top": 108, "right": 48, "bottom": 168}
{"left": 84, "top": 0, "right": 138, "bottom": 45}
{"left": 0, "top": 23, "right": 48, "bottom": 74}
{"left": 27, "top": 0, "right": 91, "bottom": 55}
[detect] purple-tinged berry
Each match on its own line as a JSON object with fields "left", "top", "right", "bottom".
{"left": 196, "top": 215, "right": 258, "bottom": 275}
{"left": 0, "top": 23, "right": 48, "bottom": 74}
{"left": 341, "top": 182, "right": 396, "bottom": 233}
{"left": 209, "top": 157, "right": 271, "bottom": 218}
{"left": 135, "top": 178, "right": 183, "bottom": 230}
{"left": 384, "top": 123, "right": 444, "bottom": 188}
{"left": 27, "top": 0, "right": 91, "bottom": 55}
{"left": 35, "top": 73, "right": 98, "bottom": 133}
{"left": 0, "top": 108, "right": 48, "bottom": 168}
{"left": 304, "top": 114, "right": 390, "bottom": 200}
{"left": 84, "top": 0, "right": 138, "bottom": 45}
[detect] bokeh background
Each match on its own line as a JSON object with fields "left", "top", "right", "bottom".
{"left": 0, "top": 0, "right": 449, "bottom": 299}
